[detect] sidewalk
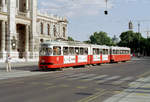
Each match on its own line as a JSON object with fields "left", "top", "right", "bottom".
{"left": 0, "top": 62, "right": 52, "bottom": 80}
{"left": 0, "top": 62, "right": 38, "bottom": 69}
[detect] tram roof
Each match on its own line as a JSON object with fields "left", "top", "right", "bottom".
{"left": 90, "top": 44, "right": 110, "bottom": 49}
{"left": 41, "top": 40, "right": 111, "bottom": 48}
{"left": 41, "top": 40, "right": 90, "bottom": 47}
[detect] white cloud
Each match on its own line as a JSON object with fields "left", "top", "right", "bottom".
{"left": 38, "top": 0, "right": 113, "bottom": 18}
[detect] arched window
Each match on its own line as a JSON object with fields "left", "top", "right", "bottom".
{"left": 41, "top": 22, "right": 43, "bottom": 34}
{"left": 47, "top": 24, "right": 50, "bottom": 35}
{"left": 63, "top": 27, "right": 66, "bottom": 37}
{"left": 53, "top": 25, "right": 56, "bottom": 37}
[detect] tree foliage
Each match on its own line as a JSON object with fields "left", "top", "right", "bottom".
{"left": 88, "top": 31, "right": 113, "bottom": 46}
{"left": 68, "top": 36, "right": 74, "bottom": 41}
{"left": 118, "top": 30, "right": 150, "bottom": 56}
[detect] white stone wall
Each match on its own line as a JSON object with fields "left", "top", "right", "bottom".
{"left": 0, "top": 0, "right": 68, "bottom": 62}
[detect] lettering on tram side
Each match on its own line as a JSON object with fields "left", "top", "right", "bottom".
{"left": 78, "top": 55, "right": 88, "bottom": 63}
{"left": 93, "top": 55, "right": 101, "bottom": 61}
{"left": 102, "top": 55, "right": 108, "bottom": 61}
{"left": 64, "top": 56, "right": 76, "bottom": 64}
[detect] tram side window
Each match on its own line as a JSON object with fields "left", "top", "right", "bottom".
{"left": 105, "top": 49, "right": 108, "bottom": 55}
{"left": 126, "top": 50, "right": 129, "bottom": 54}
{"left": 46, "top": 48, "right": 52, "bottom": 56}
{"left": 97, "top": 49, "right": 100, "bottom": 55}
{"left": 120, "top": 50, "right": 123, "bottom": 54}
{"left": 102, "top": 49, "right": 105, "bottom": 55}
{"left": 93, "top": 48, "right": 100, "bottom": 55}
{"left": 69, "top": 47, "right": 75, "bottom": 55}
{"left": 113, "top": 50, "right": 116, "bottom": 54}
{"left": 75, "top": 47, "right": 79, "bottom": 55}
{"left": 84, "top": 48, "right": 88, "bottom": 55}
{"left": 63, "top": 47, "right": 69, "bottom": 55}
{"left": 102, "top": 49, "right": 108, "bottom": 55}
{"left": 40, "top": 47, "right": 52, "bottom": 56}
{"left": 93, "top": 48, "right": 97, "bottom": 55}
{"left": 116, "top": 50, "right": 120, "bottom": 55}
{"left": 123, "top": 50, "right": 126, "bottom": 54}
{"left": 93, "top": 48, "right": 96, "bottom": 55}
{"left": 80, "top": 48, "right": 84, "bottom": 55}
{"left": 40, "top": 48, "right": 45, "bottom": 56}
{"left": 53, "top": 46, "right": 61, "bottom": 55}
{"left": 122, "top": 50, "right": 124, "bottom": 54}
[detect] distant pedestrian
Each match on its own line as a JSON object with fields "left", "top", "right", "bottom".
{"left": 6, "top": 54, "right": 12, "bottom": 72}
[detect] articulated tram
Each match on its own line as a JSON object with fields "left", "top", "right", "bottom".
{"left": 39, "top": 41, "right": 131, "bottom": 70}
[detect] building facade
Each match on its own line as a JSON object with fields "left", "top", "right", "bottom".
{"left": 0, "top": 0, "right": 68, "bottom": 62}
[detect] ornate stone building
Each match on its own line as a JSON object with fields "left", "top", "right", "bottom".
{"left": 0, "top": 0, "right": 68, "bottom": 62}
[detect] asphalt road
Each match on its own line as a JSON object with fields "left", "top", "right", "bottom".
{"left": 0, "top": 59, "right": 150, "bottom": 102}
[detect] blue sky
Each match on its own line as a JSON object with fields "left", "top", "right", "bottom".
{"left": 38, "top": 0, "right": 150, "bottom": 41}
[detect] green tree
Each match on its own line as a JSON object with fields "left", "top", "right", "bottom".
{"left": 118, "top": 30, "right": 144, "bottom": 55}
{"left": 89, "top": 31, "right": 112, "bottom": 46}
{"left": 68, "top": 36, "right": 74, "bottom": 41}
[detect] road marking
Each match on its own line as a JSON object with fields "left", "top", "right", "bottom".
{"left": 77, "top": 89, "right": 107, "bottom": 102}
{"left": 137, "top": 71, "right": 150, "bottom": 78}
{"left": 112, "top": 76, "right": 134, "bottom": 85}
{"left": 81, "top": 75, "right": 108, "bottom": 82}
{"left": 68, "top": 74, "right": 96, "bottom": 80}
{"left": 76, "top": 86, "right": 87, "bottom": 89}
{"left": 45, "top": 85, "right": 57, "bottom": 89}
{"left": 59, "top": 84, "right": 69, "bottom": 88}
{"left": 66, "top": 73, "right": 86, "bottom": 78}
{"left": 43, "top": 83, "right": 54, "bottom": 86}
{"left": 30, "top": 82, "right": 40, "bottom": 85}
{"left": 96, "top": 76, "right": 120, "bottom": 83}
{"left": 113, "top": 91, "right": 121, "bottom": 94}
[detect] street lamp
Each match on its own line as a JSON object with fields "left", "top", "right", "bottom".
{"left": 104, "top": 0, "right": 108, "bottom": 15}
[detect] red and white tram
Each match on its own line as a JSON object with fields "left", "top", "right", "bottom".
{"left": 110, "top": 46, "right": 131, "bottom": 62}
{"left": 39, "top": 41, "right": 131, "bottom": 69}
{"left": 90, "top": 45, "right": 110, "bottom": 64}
{"left": 39, "top": 41, "right": 90, "bottom": 69}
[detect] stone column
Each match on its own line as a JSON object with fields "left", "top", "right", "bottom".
{"left": 8, "top": 0, "right": 16, "bottom": 55}
{"left": 1, "top": 21, "right": 6, "bottom": 52}
{"left": 26, "top": 0, "right": 29, "bottom": 11}
{"left": 16, "top": 0, "right": 19, "bottom": 11}
{"left": 25, "top": 25, "right": 29, "bottom": 61}
{"left": 1, "top": 21, "right": 6, "bottom": 60}
{"left": 2, "top": 0, "right": 5, "bottom": 6}
{"left": 2, "top": 0, "right": 5, "bottom": 11}
{"left": 31, "top": 0, "right": 37, "bottom": 59}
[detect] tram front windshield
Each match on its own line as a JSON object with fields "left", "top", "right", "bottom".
{"left": 40, "top": 47, "right": 52, "bottom": 56}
